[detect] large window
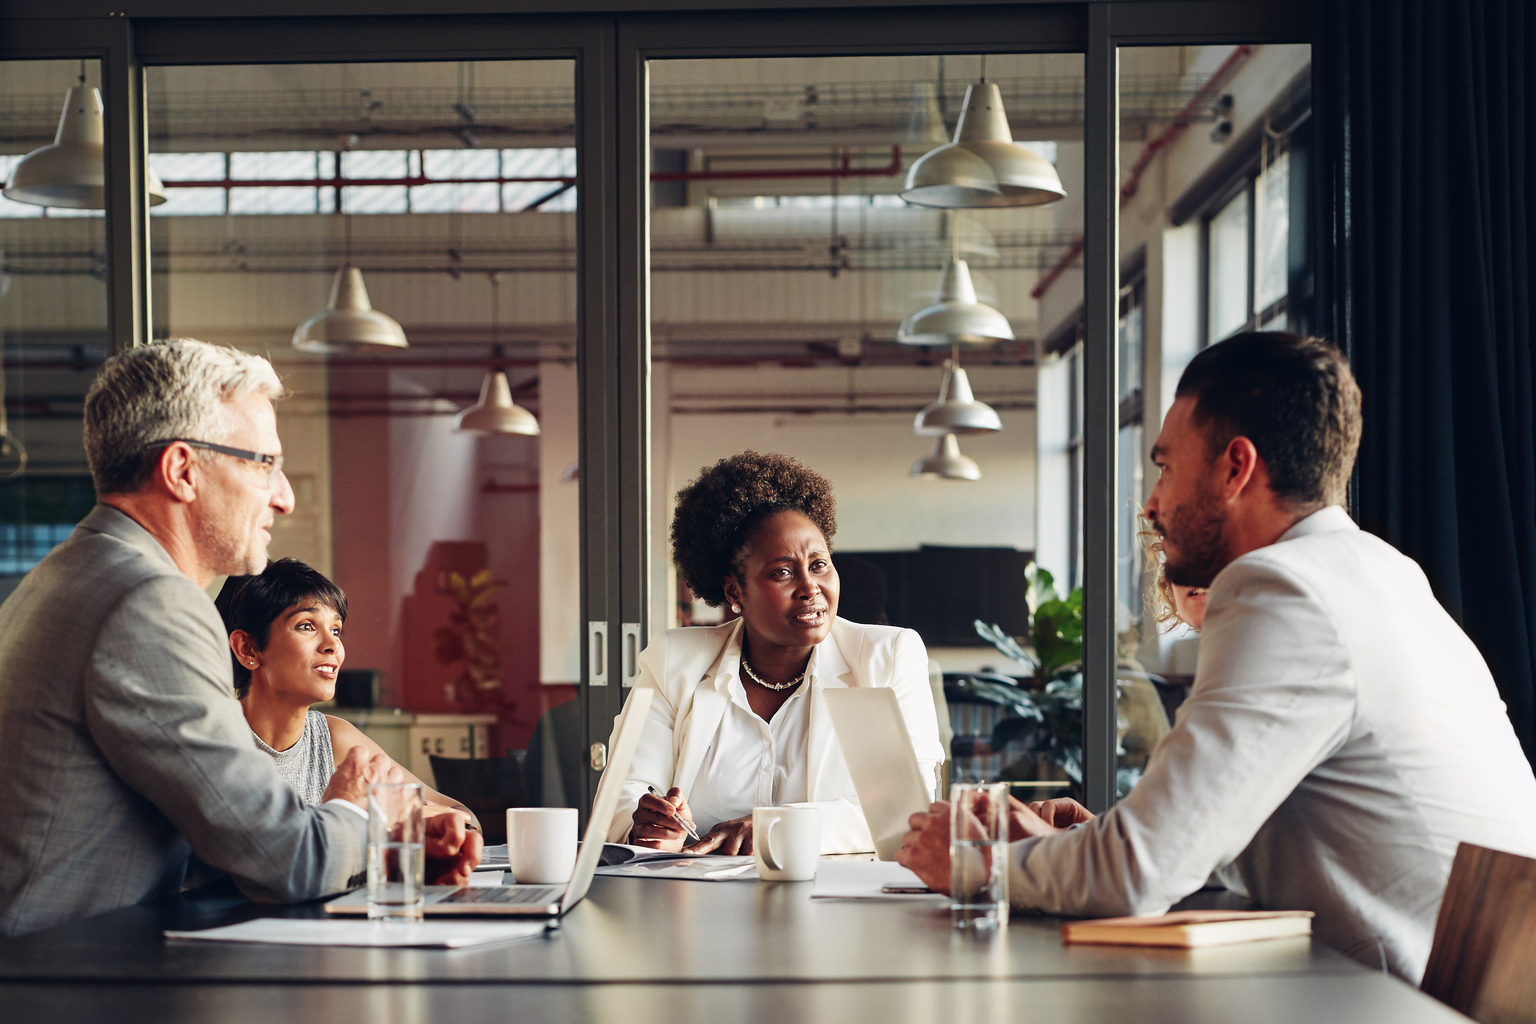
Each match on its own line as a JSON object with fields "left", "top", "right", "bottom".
{"left": 1204, "top": 140, "right": 1298, "bottom": 344}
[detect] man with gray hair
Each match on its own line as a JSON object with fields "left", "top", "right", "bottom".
{"left": 0, "top": 339, "right": 479, "bottom": 937}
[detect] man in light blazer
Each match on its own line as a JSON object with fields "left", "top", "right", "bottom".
{"left": 0, "top": 340, "right": 477, "bottom": 938}
{"left": 899, "top": 332, "right": 1536, "bottom": 983}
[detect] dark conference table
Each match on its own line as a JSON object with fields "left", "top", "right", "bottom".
{"left": 0, "top": 875, "right": 1470, "bottom": 1023}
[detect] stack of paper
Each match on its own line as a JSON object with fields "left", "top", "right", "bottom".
{"left": 595, "top": 855, "right": 758, "bottom": 881}
{"left": 165, "top": 918, "right": 548, "bottom": 949}
{"left": 810, "top": 860, "right": 938, "bottom": 899}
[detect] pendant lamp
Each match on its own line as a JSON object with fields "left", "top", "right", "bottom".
{"left": 900, "top": 82, "right": 1066, "bottom": 209}
{"left": 3, "top": 83, "right": 168, "bottom": 210}
{"left": 904, "top": 82, "right": 949, "bottom": 146}
{"left": 911, "top": 433, "right": 981, "bottom": 480}
{"left": 292, "top": 266, "right": 409, "bottom": 352}
{"left": 915, "top": 359, "right": 1002, "bottom": 435}
{"left": 897, "top": 258, "right": 1014, "bottom": 346}
{"left": 454, "top": 370, "right": 540, "bottom": 436}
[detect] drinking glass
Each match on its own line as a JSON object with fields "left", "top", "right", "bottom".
{"left": 367, "top": 782, "right": 425, "bottom": 923}
{"left": 949, "top": 781, "right": 1009, "bottom": 930}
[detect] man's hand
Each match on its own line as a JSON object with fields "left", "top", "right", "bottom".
{"left": 688, "top": 815, "right": 753, "bottom": 855}
{"left": 320, "top": 747, "right": 404, "bottom": 808}
{"left": 1027, "top": 797, "right": 1095, "bottom": 830}
{"left": 896, "top": 801, "right": 953, "bottom": 894}
{"left": 424, "top": 809, "right": 483, "bottom": 885}
{"left": 631, "top": 787, "right": 698, "bottom": 852}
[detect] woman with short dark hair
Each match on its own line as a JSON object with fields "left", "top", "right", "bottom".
{"left": 608, "top": 451, "right": 944, "bottom": 856}
{"left": 215, "top": 559, "right": 476, "bottom": 826}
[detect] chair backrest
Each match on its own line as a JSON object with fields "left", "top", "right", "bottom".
{"left": 1422, "top": 842, "right": 1536, "bottom": 1024}
{"left": 426, "top": 752, "right": 529, "bottom": 845}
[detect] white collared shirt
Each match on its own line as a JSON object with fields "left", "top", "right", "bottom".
{"left": 687, "top": 650, "right": 815, "bottom": 835}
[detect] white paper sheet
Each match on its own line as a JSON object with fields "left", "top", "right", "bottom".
{"left": 809, "top": 859, "right": 941, "bottom": 899}
{"left": 164, "top": 918, "right": 548, "bottom": 948}
{"left": 594, "top": 855, "right": 758, "bottom": 881}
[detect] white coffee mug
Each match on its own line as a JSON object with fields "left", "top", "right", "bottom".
{"left": 752, "top": 806, "right": 821, "bottom": 882}
{"left": 506, "top": 807, "right": 577, "bottom": 885}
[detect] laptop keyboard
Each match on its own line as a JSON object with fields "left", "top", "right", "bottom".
{"left": 440, "top": 885, "right": 563, "bottom": 905}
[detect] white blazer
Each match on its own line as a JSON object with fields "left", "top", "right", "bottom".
{"left": 606, "top": 616, "right": 945, "bottom": 854}
{"left": 1006, "top": 507, "right": 1536, "bottom": 982}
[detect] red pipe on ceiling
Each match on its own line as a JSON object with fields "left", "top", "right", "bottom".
{"left": 1030, "top": 45, "right": 1255, "bottom": 301}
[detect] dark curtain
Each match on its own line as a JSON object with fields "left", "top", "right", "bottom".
{"left": 1313, "top": 0, "right": 1536, "bottom": 761}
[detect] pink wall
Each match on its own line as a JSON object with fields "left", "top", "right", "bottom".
{"left": 330, "top": 370, "right": 561, "bottom": 754}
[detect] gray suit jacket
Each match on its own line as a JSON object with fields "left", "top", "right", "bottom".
{"left": 0, "top": 505, "right": 366, "bottom": 937}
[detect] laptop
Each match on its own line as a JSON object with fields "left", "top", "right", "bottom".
{"left": 325, "top": 687, "right": 654, "bottom": 918}
{"left": 821, "top": 687, "right": 934, "bottom": 861}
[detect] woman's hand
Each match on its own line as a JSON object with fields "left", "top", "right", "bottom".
{"left": 689, "top": 815, "right": 753, "bottom": 855}
{"left": 631, "top": 787, "right": 698, "bottom": 852}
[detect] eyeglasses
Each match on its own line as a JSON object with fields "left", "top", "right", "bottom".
{"left": 145, "top": 438, "right": 285, "bottom": 485}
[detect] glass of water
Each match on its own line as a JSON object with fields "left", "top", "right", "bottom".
{"left": 367, "top": 781, "right": 425, "bottom": 923}
{"left": 949, "top": 781, "right": 1009, "bottom": 930}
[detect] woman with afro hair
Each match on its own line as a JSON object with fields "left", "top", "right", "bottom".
{"left": 606, "top": 451, "right": 944, "bottom": 856}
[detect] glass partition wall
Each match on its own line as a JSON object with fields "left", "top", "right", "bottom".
{"left": 146, "top": 59, "right": 584, "bottom": 822}
{"left": 0, "top": 59, "right": 110, "bottom": 602}
{"left": 645, "top": 53, "right": 1087, "bottom": 804}
{"left": 1109, "top": 43, "right": 1312, "bottom": 797}
{"left": 0, "top": 4, "right": 1313, "bottom": 821}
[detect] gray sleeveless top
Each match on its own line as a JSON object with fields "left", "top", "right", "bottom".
{"left": 252, "top": 709, "right": 336, "bottom": 805}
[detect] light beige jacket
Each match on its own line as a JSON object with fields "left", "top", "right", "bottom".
{"left": 1007, "top": 507, "right": 1536, "bottom": 983}
{"left": 607, "top": 617, "right": 945, "bottom": 854}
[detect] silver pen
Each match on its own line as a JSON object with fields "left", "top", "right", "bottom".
{"left": 645, "top": 784, "right": 702, "bottom": 842}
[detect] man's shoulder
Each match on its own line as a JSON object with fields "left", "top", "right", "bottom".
{"left": 0, "top": 516, "right": 204, "bottom": 639}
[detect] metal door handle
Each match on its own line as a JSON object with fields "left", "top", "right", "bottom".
{"left": 621, "top": 622, "right": 641, "bottom": 687}
{"left": 588, "top": 621, "right": 608, "bottom": 687}
{"left": 589, "top": 743, "right": 608, "bottom": 771}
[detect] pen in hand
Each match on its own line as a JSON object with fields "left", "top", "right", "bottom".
{"left": 645, "top": 785, "right": 702, "bottom": 843}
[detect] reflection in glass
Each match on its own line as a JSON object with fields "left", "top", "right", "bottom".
{"left": 1207, "top": 188, "right": 1250, "bottom": 342}
{"left": 147, "top": 60, "right": 582, "bottom": 807}
{"left": 648, "top": 53, "right": 1081, "bottom": 802}
{"left": 0, "top": 60, "right": 109, "bottom": 602}
{"left": 1255, "top": 149, "right": 1290, "bottom": 316}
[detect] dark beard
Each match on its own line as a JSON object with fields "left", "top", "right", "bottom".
{"left": 1160, "top": 490, "right": 1231, "bottom": 589}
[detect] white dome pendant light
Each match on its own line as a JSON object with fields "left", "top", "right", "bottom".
{"left": 454, "top": 275, "right": 540, "bottom": 436}
{"left": 292, "top": 266, "right": 409, "bottom": 352}
{"left": 911, "top": 433, "right": 981, "bottom": 481}
{"left": 900, "top": 58, "right": 1066, "bottom": 209}
{"left": 915, "top": 355, "right": 1002, "bottom": 435}
{"left": 454, "top": 366, "right": 540, "bottom": 436}
{"left": 4, "top": 66, "right": 168, "bottom": 210}
{"left": 293, "top": 215, "right": 408, "bottom": 352}
{"left": 897, "top": 234, "right": 1015, "bottom": 347}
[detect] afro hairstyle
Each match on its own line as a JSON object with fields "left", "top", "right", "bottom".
{"left": 669, "top": 450, "right": 837, "bottom": 608}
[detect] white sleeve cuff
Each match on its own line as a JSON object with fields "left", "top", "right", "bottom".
{"left": 324, "top": 798, "right": 370, "bottom": 822}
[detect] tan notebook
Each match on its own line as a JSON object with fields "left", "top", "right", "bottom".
{"left": 1061, "top": 910, "right": 1314, "bottom": 948}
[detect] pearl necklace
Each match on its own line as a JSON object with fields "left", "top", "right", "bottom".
{"left": 740, "top": 658, "right": 806, "bottom": 691}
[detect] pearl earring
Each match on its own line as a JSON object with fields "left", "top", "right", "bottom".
{"left": 731, "top": 603, "right": 741, "bottom": 614}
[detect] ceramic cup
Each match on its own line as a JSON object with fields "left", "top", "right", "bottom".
{"left": 506, "top": 807, "right": 578, "bottom": 885}
{"left": 752, "top": 806, "right": 822, "bottom": 881}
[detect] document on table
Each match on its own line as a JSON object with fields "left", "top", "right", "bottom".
{"left": 164, "top": 918, "right": 548, "bottom": 949}
{"left": 594, "top": 855, "right": 758, "bottom": 881}
{"left": 810, "top": 859, "right": 943, "bottom": 899}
